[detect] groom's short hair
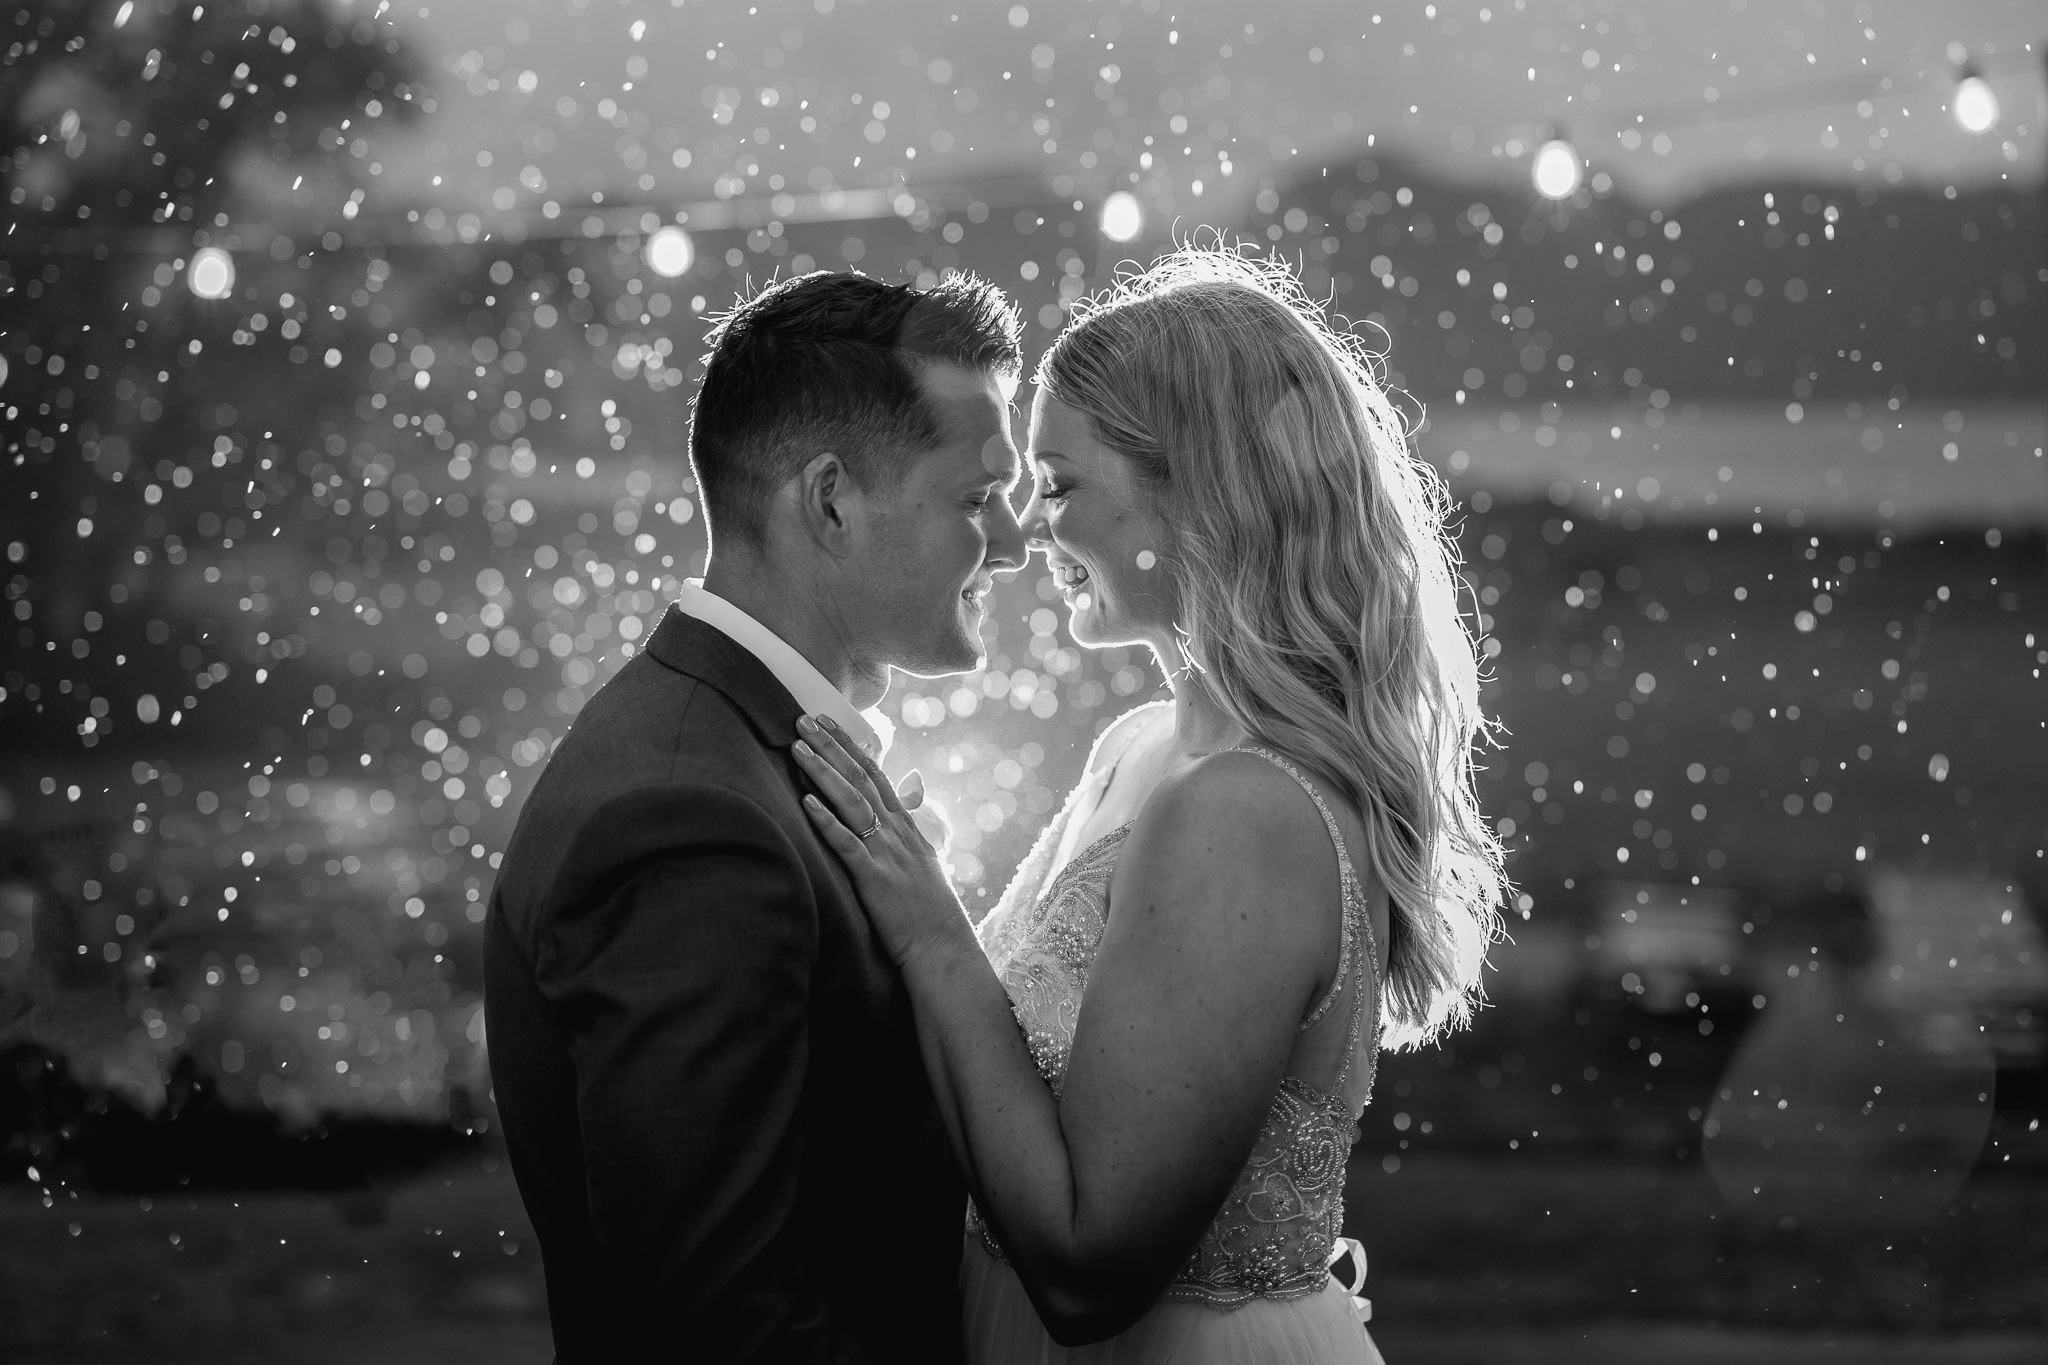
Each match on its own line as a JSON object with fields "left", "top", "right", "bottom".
{"left": 690, "top": 271, "right": 1021, "bottom": 546}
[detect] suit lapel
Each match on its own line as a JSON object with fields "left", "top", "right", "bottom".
{"left": 644, "top": 602, "right": 892, "bottom": 981}
{"left": 643, "top": 602, "right": 801, "bottom": 751}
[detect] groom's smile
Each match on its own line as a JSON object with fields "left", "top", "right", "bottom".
{"left": 858, "top": 363, "right": 1026, "bottom": 679}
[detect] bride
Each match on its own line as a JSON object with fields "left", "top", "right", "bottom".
{"left": 791, "top": 248, "right": 1505, "bottom": 1362}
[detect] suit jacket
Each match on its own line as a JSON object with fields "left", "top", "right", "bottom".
{"left": 486, "top": 604, "right": 967, "bottom": 1363}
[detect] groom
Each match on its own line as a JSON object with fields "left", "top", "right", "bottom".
{"left": 485, "top": 271, "right": 1026, "bottom": 1361}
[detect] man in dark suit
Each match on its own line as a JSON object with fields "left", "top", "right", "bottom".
{"left": 485, "top": 271, "right": 1026, "bottom": 1361}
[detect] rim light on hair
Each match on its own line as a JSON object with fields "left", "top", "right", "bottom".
{"left": 1037, "top": 245, "right": 1509, "bottom": 1049}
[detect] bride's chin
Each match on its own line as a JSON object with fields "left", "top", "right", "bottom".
{"left": 1065, "top": 602, "right": 1140, "bottom": 653}
{"left": 1062, "top": 593, "right": 1102, "bottom": 641}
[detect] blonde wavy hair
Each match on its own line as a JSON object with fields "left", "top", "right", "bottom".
{"left": 1038, "top": 246, "right": 1506, "bottom": 1048}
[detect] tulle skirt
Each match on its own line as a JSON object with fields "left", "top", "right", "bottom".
{"left": 960, "top": 1234, "right": 1388, "bottom": 1365}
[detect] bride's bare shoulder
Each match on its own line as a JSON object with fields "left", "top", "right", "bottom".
{"left": 1109, "top": 749, "right": 1342, "bottom": 959}
{"left": 1124, "top": 749, "right": 1340, "bottom": 891}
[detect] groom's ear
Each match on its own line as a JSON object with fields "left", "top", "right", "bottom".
{"left": 792, "top": 450, "right": 863, "bottom": 558}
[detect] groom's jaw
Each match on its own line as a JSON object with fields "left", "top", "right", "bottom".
{"left": 891, "top": 582, "right": 990, "bottom": 677}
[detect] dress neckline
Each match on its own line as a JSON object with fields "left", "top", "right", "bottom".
{"left": 1041, "top": 819, "right": 1135, "bottom": 900}
{"left": 1044, "top": 703, "right": 1169, "bottom": 883}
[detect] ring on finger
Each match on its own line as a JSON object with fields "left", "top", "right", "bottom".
{"left": 854, "top": 813, "right": 881, "bottom": 840}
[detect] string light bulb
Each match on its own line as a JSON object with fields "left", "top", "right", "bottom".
{"left": 1532, "top": 140, "right": 1582, "bottom": 200}
{"left": 187, "top": 247, "right": 235, "bottom": 300}
{"left": 645, "top": 225, "right": 695, "bottom": 278}
{"left": 1952, "top": 74, "right": 1998, "bottom": 134}
{"left": 1100, "top": 191, "right": 1142, "bottom": 243}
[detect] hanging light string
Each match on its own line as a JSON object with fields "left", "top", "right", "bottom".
{"left": 1527, "top": 41, "right": 2039, "bottom": 198}
{"left": 10, "top": 44, "right": 2035, "bottom": 273}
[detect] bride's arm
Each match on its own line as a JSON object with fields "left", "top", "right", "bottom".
{"left": 795, "top": 729, "right": 1335, "bottom": 1345}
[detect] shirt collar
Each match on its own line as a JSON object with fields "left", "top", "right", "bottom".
{"left": 674, "top": 578, "right": 890, "bottom": 758}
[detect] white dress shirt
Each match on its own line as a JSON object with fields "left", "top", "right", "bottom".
{"left": 674, "top": 578, "right": 892, "bottom": 757}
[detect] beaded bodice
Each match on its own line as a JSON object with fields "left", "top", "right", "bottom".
{"left": 967, "top": 737, "right": 1382, "bottom": 1310}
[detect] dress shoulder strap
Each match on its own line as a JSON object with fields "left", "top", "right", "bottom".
{"left": 1229, "top": 746, "right": 1376, "bottom": 1038}
{"left": 1036, "top": 702, "right": 1169, "bottom": 898}
{"left": 1093, "top": 699, "right": 1170, "bottom": 781}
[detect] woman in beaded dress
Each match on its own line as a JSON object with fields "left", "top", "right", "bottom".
{"left": 791, "top": 249, "right": 1505, "bottom": 1363}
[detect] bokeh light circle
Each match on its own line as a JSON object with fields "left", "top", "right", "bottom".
{"left": 1952, "top": 77, "right": 1999, "bottom": 134}
{"left": 645, "top": 226, "right": 695, "bottom": 278}
{"left": 1532, "top": 140, "right": 1582, "bottom": 200}
{"left": 187, "top": 247, "right": 235, "bottom": 300}
{"left": 1100, "top": 191, "right": 1143, "bottom": 243}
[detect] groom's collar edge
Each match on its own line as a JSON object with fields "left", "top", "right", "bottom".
{"left": 643, "top": 603, "right": 801, "bottom": 749}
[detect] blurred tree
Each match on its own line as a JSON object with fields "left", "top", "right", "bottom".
{"left": 2, "top": 0, "right": 419, "bottom": 755}
{"left": 1, "top": 0, "right": 702, "bottom": 1132}
{"left": 0, "top": 0, "right": 481, "bottom": 1126}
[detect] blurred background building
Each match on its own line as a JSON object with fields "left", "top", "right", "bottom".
{"left": 3, "top": 1, "right": 2044, "bottom": 1360}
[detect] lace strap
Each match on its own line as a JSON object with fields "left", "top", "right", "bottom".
{"left": 1098, "top": 700, "right": 1169, "bottom": 783}
{"left": 1228, "top": 747, "right": 1369, "bottom": 1038}
{"left": 1061, "top": 701, "right": 1166, "bottom": 851}
{"left": 1006, "top": 703, "right": 1168, "bottom": 935}
{"left": 979, "top": 777, "right": 1083, "bottom": 941}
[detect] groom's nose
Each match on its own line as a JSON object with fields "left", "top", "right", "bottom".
{"left": 1017, "top": 487, "right": 1052, "bottom": 553}
{"left": 985, "top": 489, "right": 1028, "bottom": 577}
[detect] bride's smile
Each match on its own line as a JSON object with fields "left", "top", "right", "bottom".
{"left": 1020, "top": 388, "right": 1175, "bottom": 653}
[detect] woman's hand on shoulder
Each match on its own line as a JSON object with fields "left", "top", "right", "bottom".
{"left": 1051, "top": 750, "right": 1342, "bottom": 1280}
{"left": 790, "top": 714, "right": 972, "bottom": 970}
